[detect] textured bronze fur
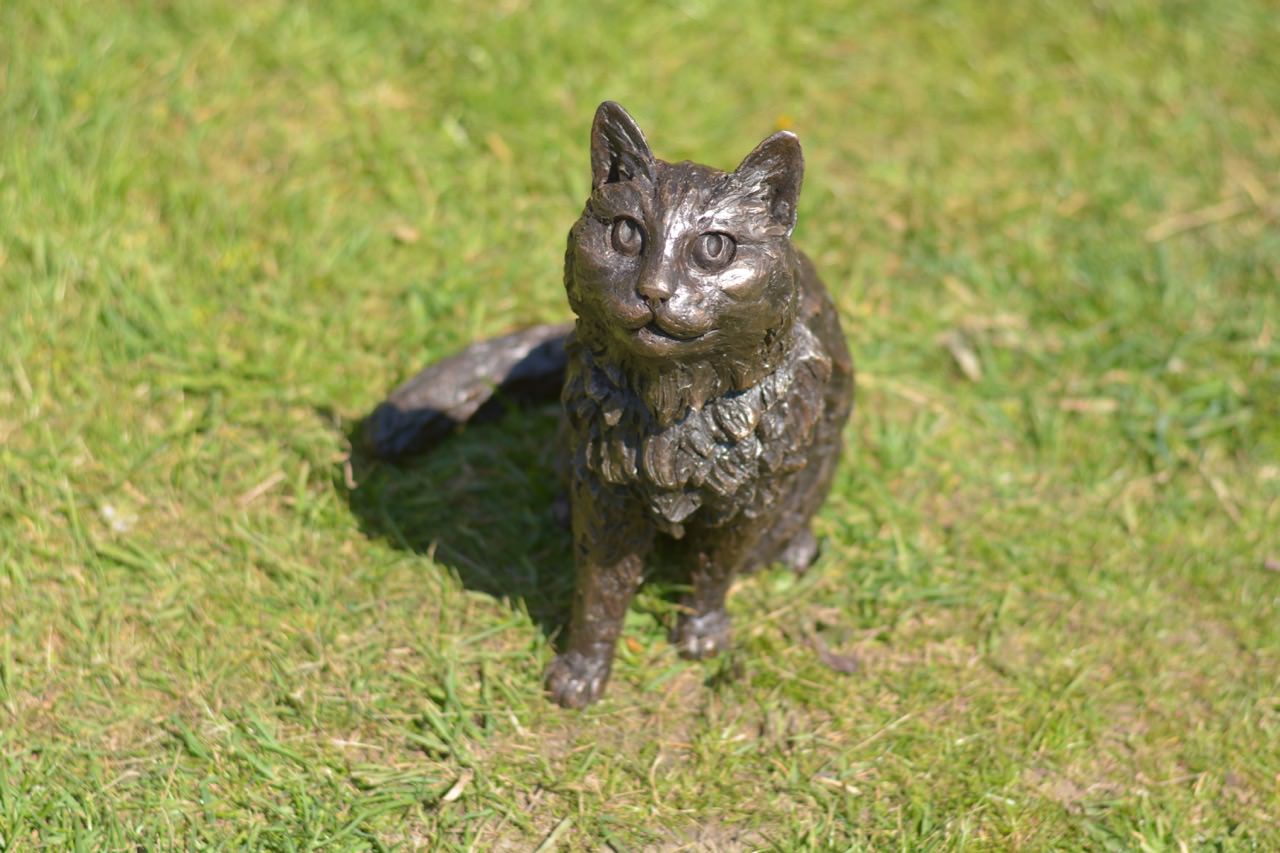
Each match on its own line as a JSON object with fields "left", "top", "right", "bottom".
{"left": 367, "top": 102, "right": 854, "bottom": 708}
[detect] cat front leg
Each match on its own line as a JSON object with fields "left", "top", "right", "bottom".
{"left": 671, "top": 522, "right": 766, "bottom": 660}
{"left": 545, "top": 475, "right": 653, "bottom": 709}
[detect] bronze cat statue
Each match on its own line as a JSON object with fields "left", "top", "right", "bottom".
{"left": 366, "top": 102, "right": 854, "bottom": 708}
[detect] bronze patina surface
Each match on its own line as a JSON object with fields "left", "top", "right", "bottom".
{"left": 367, "top": 102, "right": 854, "bottom": 708}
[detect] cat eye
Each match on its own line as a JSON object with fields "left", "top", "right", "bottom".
{"left": 691, "top": 231, "right": 736, "bottom": 271}
{"left": 611, "top": 217, "right": 644, "bottom": 256}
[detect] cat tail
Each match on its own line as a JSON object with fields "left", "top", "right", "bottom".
{"left": 363, "top": 322, "right": 574, "bottom": 460}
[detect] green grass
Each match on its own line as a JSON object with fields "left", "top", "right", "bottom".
{"left": 2, "top": 0, "right": 1278, "bottom": 848}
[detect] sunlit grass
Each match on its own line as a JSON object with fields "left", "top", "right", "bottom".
{"left": 1, "top": 0, "right": 1278, "bottom": 848}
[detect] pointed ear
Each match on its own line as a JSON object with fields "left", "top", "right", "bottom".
{"left": 590, "top": 101, "right": 656, "bottom": 189}
{"left": 734, "top": 131, "right": 804, "bottom": 234}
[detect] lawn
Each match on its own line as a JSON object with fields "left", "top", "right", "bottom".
{"left": 2, "top": 0, "right": 1278, "bottom": 849}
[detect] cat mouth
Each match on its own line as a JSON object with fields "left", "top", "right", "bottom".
{"left": 635, "top": 321, "right": 706, "bottom": 345}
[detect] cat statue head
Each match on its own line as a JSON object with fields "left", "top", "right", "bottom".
{"left": 565, "top": 101, "right": 806, "bottom": 377}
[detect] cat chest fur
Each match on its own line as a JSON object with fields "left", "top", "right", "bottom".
{"left": 563, "top": 323, "right": 833, "bottom": 537}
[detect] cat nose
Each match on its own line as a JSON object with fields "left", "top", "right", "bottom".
{"left": 636, "top": 273, "right": 674, "bottom": 304}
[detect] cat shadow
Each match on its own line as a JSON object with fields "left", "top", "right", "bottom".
{"left": 339, "top": 402, "right": 576, "bottom": 641}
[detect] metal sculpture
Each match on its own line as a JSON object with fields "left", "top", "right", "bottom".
{"left": 367, "top": 102, "right": 854, "bottom": 708}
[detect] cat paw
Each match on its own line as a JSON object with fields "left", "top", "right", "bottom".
{"left": 780, "top": 528, "right": 820, "bottom": 574}
{"left": 674, "top": 609, "right": 732, "bottom": 660}
{"left": 545, "top": 650, "right": 612, "bottom": 709}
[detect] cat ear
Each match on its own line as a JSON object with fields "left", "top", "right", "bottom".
{"left": 590, "top": 101, "right": 656, "bottom": 189}
{"left": 734, "top": 131, "right": 804, "bottom": 234}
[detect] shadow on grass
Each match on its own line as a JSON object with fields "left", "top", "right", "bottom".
{"left": 339, "top": 402, "right": 575, "bottom": 641}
